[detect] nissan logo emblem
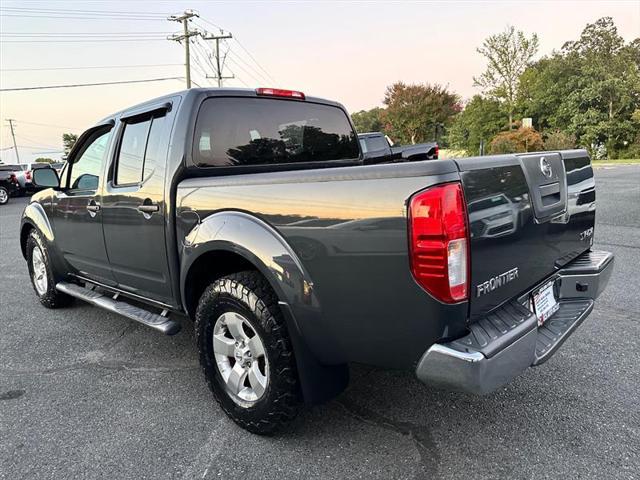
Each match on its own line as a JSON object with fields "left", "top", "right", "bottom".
{"left": 540, "top": 157, "right": 553, "bottom": 178}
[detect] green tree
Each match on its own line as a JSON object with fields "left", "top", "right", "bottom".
{"left": 519, "top": 17, "right": 640, "bottom": 157}
{"left": 351, "top": 107, "right": 384, "bottom": 133}
{"left": 382, "top": 82, "right": 461, "bottom": 144}
{"left": 474, "top": 26, "right": 539, "bottom": 130}
{"left": 449, "top": 95, "right": 507, "bottom": 155}
{"left": 34, "top": 157, "right": 55, "bottom": 164}
{"left": 518, "top": 54, "right": 578, "bottom": 131}
{"left": 62, "top": 133, "right": 78, "bottom": 161}
{"left": 561, "top": 18, "right": 640, "bottom": 156}
{"left": 489, "top": 127, "right": 544, "bottom": 154}
{"left": 543, "top": 130, "right": 576, "bottom": 150}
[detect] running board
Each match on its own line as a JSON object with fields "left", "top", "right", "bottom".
{"left": 56, "top": 282, "right": 181, "bottom": 335}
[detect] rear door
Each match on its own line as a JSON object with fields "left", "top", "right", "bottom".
{"left": 100, "top": 100, "right": 177, "bottom": 304}
{"left": 456, "top": 150, "right": 596, "bottom": 319}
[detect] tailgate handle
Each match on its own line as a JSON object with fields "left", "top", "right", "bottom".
{"left": 539, "top": 182, "right": 560, "bottom": 206}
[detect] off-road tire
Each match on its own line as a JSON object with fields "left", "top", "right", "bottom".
{"left": 26, "top": 229, "right": 73, "bottom": 308}
{"left": 195, "top": 271, "right": 301, "bottom": 434}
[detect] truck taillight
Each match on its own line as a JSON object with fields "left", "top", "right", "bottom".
{"left": 256, "top": 87, "right": 305, "bottom": 100}
{"left": 25, "top": 171, "right": 32, "bottom": 180}
{"left": 434, "top": 144, "right": 439, "bottom": 159}
{"left": 408, "top": 182, "right": 469, "bottom": 303}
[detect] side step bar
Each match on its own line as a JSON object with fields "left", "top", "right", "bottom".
{"left": 56, "top": 282, "right": 181, "bottom": 335}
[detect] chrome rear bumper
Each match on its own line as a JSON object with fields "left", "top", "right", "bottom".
{"left": 415, "top": 250, "right": 613, "bottom": 394}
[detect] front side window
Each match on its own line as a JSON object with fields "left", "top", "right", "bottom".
{"left": 193, "top": 97, "right": 359, "bottom": 167}
{"left": 68, "top": 129, "right": 112, "bottom": 191}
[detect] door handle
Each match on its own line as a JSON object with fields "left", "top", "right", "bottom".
{"left": 137, "top": 203, "right": 159, "bottom": 214}
{"left": 86, "top": 200, "right": 101, "bottom": 216}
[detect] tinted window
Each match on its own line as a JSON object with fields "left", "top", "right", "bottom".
{"left": 69, "top": 130, "right": 112, "bottom": 191}
{"left": 116, "top": 119, "right": 151, "bottom": 185}
{"left": 143, "top": 116, "right": 167, "bottom": 180}
{"left": 194, "top": 97, "right": 359, "bottom": 167}
{"left": 365, "top": 136, "right": 388, "bottom": 152}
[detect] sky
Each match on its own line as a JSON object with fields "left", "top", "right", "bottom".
{"left": 1, "top": 0, "right": 639, "bottom": 163}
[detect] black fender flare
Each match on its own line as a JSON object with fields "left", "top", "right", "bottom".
{"left": 20, "top": 201, "right": 54, "bottom": 256}
{"left": 180, "top": 210, "right": 348, "bottom": 404}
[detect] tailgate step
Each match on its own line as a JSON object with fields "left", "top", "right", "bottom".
{"left": 533, "top": 299, "right": 593, "bottom": 365}
{"left": 56, "top": 282, "right": 181, "bottom": 335}
{"left": 449, "top": 300, "right": 536, "bottom": 358}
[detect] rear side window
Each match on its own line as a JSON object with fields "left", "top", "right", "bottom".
{"left": 115, "top": 115, "right": 166, "bottom": 185}
{"left": 193, "top": 97, "right": 359, "bottom": 167}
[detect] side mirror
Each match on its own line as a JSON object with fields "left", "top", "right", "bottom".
{"left": 32, "top": 167, "right": 60, "bottom": 189}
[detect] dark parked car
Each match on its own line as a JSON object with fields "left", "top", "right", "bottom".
{"left": 22, "top": 87, "right": 613, "bottom": 434}
{"left": 358, "top": 132, "right": 438, "bottom": 163}
{"left": 0, "top": 166, "right": 20, "bottom": 204}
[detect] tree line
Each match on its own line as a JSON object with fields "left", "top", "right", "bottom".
{"left": 351, "top": 17, "right": 640, "bottom": 159}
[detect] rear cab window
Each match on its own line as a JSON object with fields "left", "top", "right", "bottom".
{"left": 193, "top": 97, "right": 360, "bottom": 169}
{"left": 364, "top": 135, "right": 389, "bottom": 152}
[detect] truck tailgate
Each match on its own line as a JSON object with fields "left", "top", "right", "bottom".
{"left": 455, "top": 149, "right": 596, "bottom": 319}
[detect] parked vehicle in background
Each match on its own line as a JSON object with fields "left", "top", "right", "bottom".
{"left": 358, "top": 132, "right": 438, "bottom": 163}
{"left": 22, "top": 87, "right": 613, "bottom": 435}
{"left": 50, "top": 162, "right": 66, "bottom": 176}
{"left": 0, "top": 166, "right": 20, "bottom": 204}
{"left": 6, "top": 163, "right": 52, "bottom": 195}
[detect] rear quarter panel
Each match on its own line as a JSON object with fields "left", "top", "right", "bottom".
{"left": 177, "top": 161, "right": 467, "bottom": 368}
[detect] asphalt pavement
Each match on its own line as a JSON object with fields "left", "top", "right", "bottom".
{"left": 1, "top": 165, "right": 638, "bottom": 480}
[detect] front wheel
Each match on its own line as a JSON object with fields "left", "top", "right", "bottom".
{"left": 195, "top": 271, "right": 301, "bottom": 434}
{"left": 0, "top": 187, "right": 9, "bottom": 205}
{"left": 26, "top": 230, "right": 73, "bottom": 308}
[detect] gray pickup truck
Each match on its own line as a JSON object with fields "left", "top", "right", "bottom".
{"left": 22, "top": 87, "right": 613, "bottom": 434}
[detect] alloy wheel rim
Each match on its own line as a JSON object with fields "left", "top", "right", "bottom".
{"left": 212, "top": 311, "right": 269, "bottom": 406}
{"left": 0, "top": 189, "right": 7, "bottom": 203}
{"left": 31, "top": 245, "right": 48, "bottom": 295}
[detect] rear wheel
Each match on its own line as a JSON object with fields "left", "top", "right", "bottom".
{"left": 26, "top": 230, "right": 73, "bottom": 308}
{"left": 0, "top": 187, "right": 9, "bottom": 205}
{"left": 195, "top": 271, "right": 301, "bottom": 434}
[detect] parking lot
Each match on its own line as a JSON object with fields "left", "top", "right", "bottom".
{"left": 0, "top": 165, "right": 638, "bottom": 480}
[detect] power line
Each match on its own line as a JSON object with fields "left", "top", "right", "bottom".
{"left": 194, "top": 19, "right": 276, "bottom": 84}
{"left": 226, "top": 69, "right": 250, "bottom": 88}
{"left": 1, "top": 31, "right": 173, "bottom": 36}
{"left": 232, "top": 37, "right": 277, "bottom": 84}
{"left": 225, "top": 49, "right": 271, "bottom": 84}
{"left": 9, "top": 120, "right": 81, "bottom": 130}
{"left": 1, "top": 77, "right": 183, "bottom": 92}
{"left": 0, "top": 13, "right": 167, "bottom": 21}
{"left": 0, "top": 7, "right": 168, "bottom": 16}
{"left": 0, "top": 63, "right": 182, "bottom": 72}
{"left": 1, "top": 38, "right": 168, "bottom": 43}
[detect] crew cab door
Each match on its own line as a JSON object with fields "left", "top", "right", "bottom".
{"left": 52, "top": 124, "right": 116, "bottom": 285}
{"left": 100, "top": 101, "right": 175, "bottom": 304}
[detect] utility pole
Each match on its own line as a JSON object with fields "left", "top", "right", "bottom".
{"left": 6, "top": 119, "right": 20, "bottom": 164}
{"left": 201, "top": 31, "right": 234, "bottom": 87}
{"left": 168, "top": 10, "right": 199, "bottom": 88}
